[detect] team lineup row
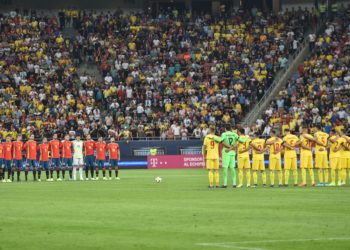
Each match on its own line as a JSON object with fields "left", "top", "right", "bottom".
{"left": 202, "top": 125, "right": 350, "bottom": 188}
{"left": 0, "top": 134, "right": 121, "bottom": 182}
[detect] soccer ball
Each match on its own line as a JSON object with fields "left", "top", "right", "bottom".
{"left": 155, "top": 177, "right": 162, "bottom": 183}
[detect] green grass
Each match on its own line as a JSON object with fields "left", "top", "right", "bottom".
{"left": 1, "top": 169, "right": 350, "bottom": 250}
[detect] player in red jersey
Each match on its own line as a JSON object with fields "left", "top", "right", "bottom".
{"left": 13, "top": 135, "right": 24, "bottom": 182}
{"left": 23, "top": 134, "right": 38, "bottom": 181}
{"left": 0, "top": 139, "right": 4, "bottom": 182}
{"left": 96, "top": 136, "right": 107, "bottom": 180}
{"left": 84, "top": 134, "right": 96, "bottom": 180}
{"left": 3, "top": 135, "right": 13, "bottom": 182}
{"left": 62, "top": 134, "right": 73, "bottom": 180}
{"left": 38, "top": 137, "right": 50, "bottom": 181}
{"left": 107, "top": 137, "right": 120, "bottom": 180}
{"left": 49, "top": 134, "right": 62, "bottom": 181}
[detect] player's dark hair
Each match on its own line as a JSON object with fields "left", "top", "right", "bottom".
{"left": 239, "top": 128, "right": 245, "bottom": 134}
{"left": 226, "top": 124, "right": 231, "bottom": 131}
{"left": 316, "top": 124, "right": 322, "bottom": 130}
{"left": 285, "top": 128, "right": 290, "bottom": 133}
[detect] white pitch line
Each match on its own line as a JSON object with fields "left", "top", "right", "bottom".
{"left": 196, "top": 237, "right": 350, "bottom": 249}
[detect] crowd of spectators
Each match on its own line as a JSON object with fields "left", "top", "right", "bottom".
{"left": 0, "top": 7, "right": 313, "bottom": 141}
{"left": 254, "top": 6, "right": 350, "bottom": 137}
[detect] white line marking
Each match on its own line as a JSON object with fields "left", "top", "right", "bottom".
{"left": 196, "top": 237, "right": 350, "bottom": 249}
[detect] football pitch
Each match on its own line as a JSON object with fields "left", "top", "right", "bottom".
{"left": 1, "top": 169, "right": 350, "bottom": 250}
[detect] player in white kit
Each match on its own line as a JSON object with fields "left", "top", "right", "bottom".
{"left": 72, "top": 135, "right": 84, "bottom": 181}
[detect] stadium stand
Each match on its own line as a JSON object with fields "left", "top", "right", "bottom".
{"left": 255, "top": 6, "right": 350, "bottom": 136}
{"left": 0, "top": 7, "right": 313, "bottom": 140}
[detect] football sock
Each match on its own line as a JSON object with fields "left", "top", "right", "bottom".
{"left": 62, "top": 169, "right": 65, "bottom": 179}
{"left": 331, "top": 169, "right": 336, "bottom": 183}
{"left": 85, "top": 167, "right": 89, "bottom": 178}
{"left": 50, "top": 169, "right": 53, "bottom": 178}
{"left": 231, "top": 167, "right": 237, "bottom": 186}
{"left": 246, "top": 170, "right": 251, "bottom": 186}
{"left": 95, "top": 169, "right": 99, "bottom": 178}
{"left": 301, "top": 169, "right": 306, "bottom": 183}
{"left": 261, "top": 171, "right": 266, "bottom": 185}
{"left": 284, "top": 170, "right": 290, "bottom": 185}
{"left": 223, "top": 168, "right": 228, "bottom": 186}
{"left": 73, "top": 167, "right": 77, "bottom": 180}
{"left": 33, "top": 169, "right": 37, "bottom": 181}
{"left": 208, "top": 170, "right": 213, "bottom": 186}
{"left": 115, "top": 170, "right": 119, "bottom": 177}
{"left": 45, "top": 170, "right": 49, "bottom": 179}
{"left": 38, "top": 169, "right": 41, "bottom": 179}
{"left": 17, "top": 170, "right": 20, "bottom": 181}
{"left": 293, "top": 170, "right": 298, "bottom": 185}
{"left": 0, "top": 171, "right": 2, "bottom": 180}
{"left": 90, "top": 168, "right": 94, "bottom": 178}
{"left": 8, "top": 168, "right": 11, "bottom": 180}
{"left": 253, "top": 171, "right": 258, "bottom": 185}
{"left": 324, "top": 169, "right": 329, "bottom": 183}
{"left": 109, "top": 170, "right": 112, "bottom": 177}
{"left": 214, "top": 171, "right": 219, "bottom": 186}
{"left": 102, "top": 168, "right": 106, "bottom": 177}
{"left": 12, "top": 169, "right": 15, "bottom": 181}
{"left": 69, "top": 169, "right": 73, "bottom": 179}
{"left": 56, "top": 170, "right": 60, "bottom": 179}
{"left": 238, "top": 169, "right": 243, "bottom": 185}
{"left": 309, "top": 169, "right": 315, "bottom": 184}
{"left": 25, "top": 169, "right": 28, "bottom": 181}
{"left": 270, "top": 171, "right": 275, "bottom": 185}
{"left": 278, "top": 171, "right": 283, "bottom": 185}
{"left": 318, "top": 170, "right": 323, "bottom": 183}
{"left": 79, "top": 167, "right": 83, "bottom": 180}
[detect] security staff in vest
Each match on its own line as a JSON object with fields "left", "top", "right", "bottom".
{"left": 331, "top": 1, "right": 338, "bottom": 19}
{"left": 150, "top": 147, "right": 157, "bottom": 156}
{"left": 319, "top": 1, "right": 327, "bottom": 20}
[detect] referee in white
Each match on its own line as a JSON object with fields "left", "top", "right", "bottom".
{"left": 72, "top": 135, "right": 84, "bottom": 181}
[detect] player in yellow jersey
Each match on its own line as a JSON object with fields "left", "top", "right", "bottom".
{"left": 314, "top": 125, "right": 329, "bottom": 186}
{"left": 237, "top": 128, "right": 251, "bottom": 188}
{"left": 340, "top": 132, "right": 350, "bottom": 185}
{"left": 282, "top": 129, "right": 299, "bottom": 186}
{"left": 265, "top": 130, "right": 283, "bottom": 187}
{"left": 298, "top": 128, "right": 315, "bottom": 187}
{"left": 202, "top": 127, "right": 232, "bottom": 188}
{"left": 328, "top": 129, "right": 343, "bottom": 186}
{"left": 250, "top": 133, "right": 266, "bottom": 187}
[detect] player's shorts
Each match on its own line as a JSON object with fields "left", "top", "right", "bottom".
{"left": 252, "top": 158, "right": 265, "bottom": 171}
{"left": 342, "top": 158, "right": 350, "bottom": 169}
{"left": 85, "top": 155, "right": 95, "bottom": 167}
{"left": 269, "top": 158, "right": 281, "bottom": 171}
{"left": 96, "top": 160, "right": 105, "bottom": 168}
{"left": 330, "top": 157, "right": 341, "bottom": 170}
{"left": 222, "top": 154, "right": 235, "bottom": 168}
{"left": 73, "top": 158, "right": 84, "bottom": 166}
{"left": 4, "top": 160, "right": 12, "bottom": 169}
{"left": 51, "top": 158, "right": 61, "bottom": 168}
{"left": 206, "top": 159, "right": 219, "bottom": 170}
{"left": 40, "top": 161, "right": 49, "bottom": 170}
{"left": 27, "top": 160, "right": 37, "bottom": 169}
{"left": 109, "top": 159, "right": 119, "bottom": 167}
{"left": 14, "top": 159, "right": 23, "bottom": 169}
{"left": 284, "top": 157, "right": 297, "bottom": 170}
{"left": 315, "top": 154, "right": 328, "bottom": 169}
{"left": 300, "top": 155, "right": 313, "bottom": 169}
{"left": 237, "top": 157, "right": 251, "bottom": 169}
{"left": 63, "top": 158, "right": 73, "bottom": 167}
{"left": 0, "top": 158, "right": 3, "bottom": 169}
